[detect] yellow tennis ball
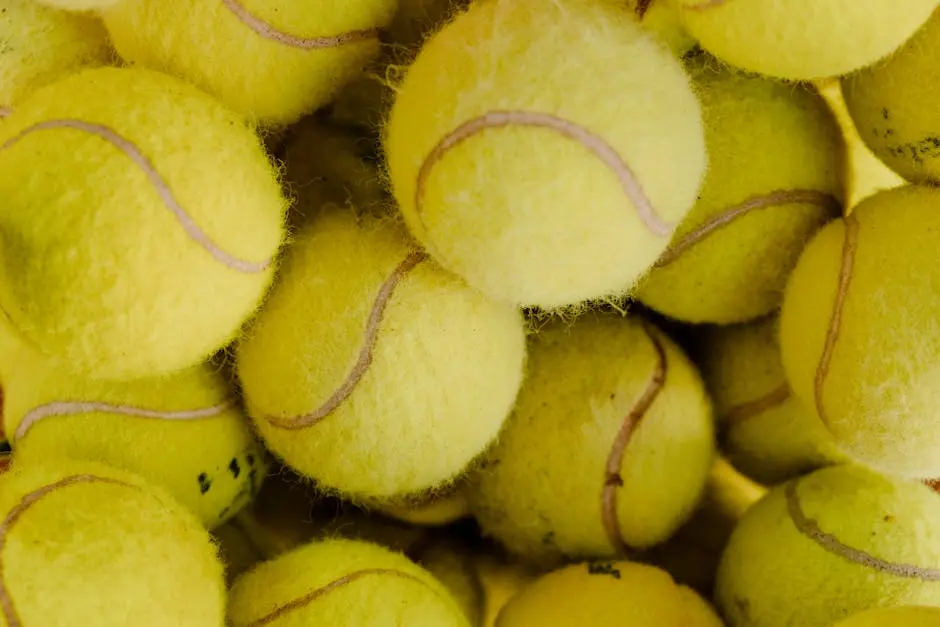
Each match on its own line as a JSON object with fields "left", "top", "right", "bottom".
{"left": 843, "top": 8, "right": 940, "bottom": 185}
{"left": 385, "top": 0, "right": 706, "bottom": 309}
{"left": 237, "top": 208, "right": 526, "bottom": 500}
{"left": 376, "top": 486, "right": 472, "bottom": 527}
{"left": 496, "top": 561, "right": 722, "bottom": 627}
{"left": 228, "top": 538, "right": 471, "bottom": 626}
{"left": 716, "top": 465, "right": 940, "bottom": 627}
{"left": 637, "top": 58, "right": 842, "bottom": 324}
{"left": 412, "top": 536, "right": 485, "bottom": 626}
{"left": 101, "top": 0, "right": 396, "bottom": 127}
{"left": 833, "top": 606, "right": 940, "bottom": 627}
{"left": 475, "top": 552, "right": 542, "bottom": 627}
{"left": 780, "top": 185, "right": 940, "bottom": 478}
{"left": 672, "top": 0, "right": 938, "bottom": 80}
{"left": 0, "top": 457, "right": 225, "bottom": 626}
{"left": 1, "top": 0, "right": 110, "bottom": 112}
{"left": 0, "top": 67, "right": 286, "bottom": 381}
{"left": 699, "top": 316, "right": 847, "bottom": 484}
{"left": 630, "top": 0, "right": 697, "bottom": 57}
{"left": 472, "top": 314, "right": 714, "bottom": 564}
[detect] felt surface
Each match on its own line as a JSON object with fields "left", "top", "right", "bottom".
{"left": 833, "top": 606, "right": 940, "bottom": 627}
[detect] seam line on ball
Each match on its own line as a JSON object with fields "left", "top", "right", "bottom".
{"left": 723, "top": 384, "right": 790, "bottom": 428}
{"left": 264, "top": 251, "right": 428, "bottom": 430}
{"left": 245, "top": 568, "right": 446, "bottom": 626}
{"left": 0, "top": 474, "right": 135, "bottom": 627}
{"left": 0, "top": 119, "right": 273, "bottom": 274}
{"left": 14, "top": 400, "right": 235, "bottom": 442}
{"left": 785, "top": 480, "right": 940, "bottom": 579}
{"left": 814, "top": 214, "right": 859, "bottom": 430}
{"left": 680, "top": 0, "right": 731, "bottom": 10}
{"left": 601, "top": 322, "right": 667, "bottom": 555}
{"left": 414, "top": 110, "right": 673, "bottom": 237}
{"left": 221, "top": 0, "right": 381, "bottom": 49}
{"left": 654, "top": 190, "right": 840, "bottom": 268}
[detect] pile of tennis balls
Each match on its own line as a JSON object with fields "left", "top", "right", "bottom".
{"left": 5, "top": 0, "right": 940, "bottom": 625}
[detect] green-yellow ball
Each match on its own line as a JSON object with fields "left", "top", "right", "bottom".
{"left": 472, "top": 314, "right": 714, "bottom": 564}
{"left": 228, "top": 538, "right": 471, "bottom": 626}
{"left": 833, "top": 606, "right": 940, "bottom": 627}
{"left": 386, "top": 0, "right": 706, "bottom": 308}
{"left": 780, "top": 185, "right": 940, "bottom": 477}
{"left": 0, "top": 67, "right": 286, "bottom": 381}
{"left": 716, "top": 465, "right": 940, "bottom": 627}
{"left": 638, "top": 57, "right": 842, "bottom": 324}
{"left": 0, "top": 458, "right": 225, "bottom": 626}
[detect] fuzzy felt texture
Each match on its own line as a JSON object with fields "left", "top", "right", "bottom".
{"left": 716, "top": 465, "right": 940, "bottom": 627}
{"left": 32, "top": 0, "right": 120, "bottom": 8}
{"left": 412, "top": 537, "right": 484, "bottom": 627}
{"left": 780, "top": 186, "right": 940, "bottom": 477}
{"left": 101, "top": 0, "right": 396, "bottom": 126}
{"left": 4, "top": 348, "right": 265, "bottom": 529}
{"left": 472, "top": 314, "right": 714, "bottom": 564}
{"left": 228, "top": 538, "right": 470, "bottom": 626}
{"left": 375, "top": 486, "right": 472, "bottom": 527}
{"left": 496, "top": 561, "right": 722, "bottom": 627}
{"left": 0, "top": 458, "right": 225, "bottom": 627}
{"left": 0, "top": 67, "right": 286, "bottom": 381}
{"left": 385, "top": 0, "right": 706, "bottom": 309}
{"left": 236, "top": 209, "right": 526, "bottom": 500}
{"left": 637, "top": 58, "right": 842, "bottom": 324}
{"left": 0, "top": 0, "right": 111, "bottom": 109}
{"left": 844, "top": 8, "right": 940, "bottom": 185}
{"left": 628, "top": 0, "right": 697, "bottom": 57}
{"left": 832, "top": 606, "right": 940, "bottom": 627}
{"left": 699, "top": 316, "right": 847, "bottom": 485}
{"left": 673, "top": 0, "right": 939, "bottom": 80}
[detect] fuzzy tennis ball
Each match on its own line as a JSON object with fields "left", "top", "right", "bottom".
{"left": 699, "top": 316, "right": 847, "bottom": 484}
{"left": 0, "top": 66, "right": 286, "bottom": 381}
{"left": 4, "top": 355, "right": 266, "bottom": 529}
{"left": 833, "top": 606, "right": 940, "bottom": 627}
{"left": 1, "top": 0, "right": 110, "bottom": 112}
{"left": 673, "top": 0, "right": 938, "bottom": 80}
{"left": 0, "top": 458, "right": 225, "bottom": 626}
{"left": 472, "top": 314, "right": 714, "bottom": 564}
{"left": 376, "top": 486, "right": 472, "bottom": 527}
{"left": 496, "top": 561, "right": 722, "bottom": 627}
{"left": 228, "top": 538, "right": 471, "bottom": 626}
{"left": 237, "top": 208, "right": 525, "bottom": 500}
{"left": 630, "top": 0, "right": 697, "bottom": 57}
{"left": 412, "top": 536, "right": 485, "bottom": 626}
{"left": 637, "top": 58, "right": 842, "bottom": 324}
{"left": 385, "top": 0, "right": 706, "bottom": 309}
{"left": 475, "top": 552, "right": 541, "bottom": 627}
{"left": 716, "top": 465, "right": 940, "bottom": 627}
{"left": 843, "top": 8, "right": 940, "bottom": 184}
{"left": 780, "top": 185, "right": 940, "bottom": 477}
{"left": 101, "top": 0, "right": 396, "bottom": 126}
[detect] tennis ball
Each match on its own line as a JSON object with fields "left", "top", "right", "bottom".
{"left": 780, "top": 185, "right": 940, "bottom": 477}
{"left": 237, "top": 208, "right": 525, "bottom": 500}
{"left": 376, "top": 486, "right": 472, "bottom": 527}
{"left": 496, "top": 561, "right": 722, "bottom": 627}
{"left": 0, "top": 457, "right": 225, "bottom": 626}
{"left": 101, "top": 0, "right": 396, "bottom": 127}
{"left": 385, "top": 0, "right": 706, "bottom": 309}
{"left": 672, "top": 0, "right": 938, "bottom": 80}
{"left": 637, "top": 58, "right": 842, "bottom": 324}
{"left": 833, "top": 606, "right": 940, "bottom": 627}
{"left": 475, "top": 552, "right": 542, "bottom": 627}
{"left": 699, "top": 316, "right": 847, "bottom": 484}
{"left": 0, "top": 67, "right": 286, "bottom": 380}
{"left": 1, "top": 0, "right": 110, "bottom": 111}
{"left": 228, "top": 538, "right": 471, "bottom": 626}
{"left": 716, "top": 465, "right": 940, "bottom": 627}
{"left": 629, "top": 0, "right": 697, "bottom": 57}
{"left": 412, "top": 536, "right": 485, "bottom": 626}
{"left": 4, "top": 357, "right": 266, "bottom": 529}
{"left": 472, "top": 314, "right": 714, "bottom": 564}
{"left": 843, "top": 8, "right": 940, "bottom": 185}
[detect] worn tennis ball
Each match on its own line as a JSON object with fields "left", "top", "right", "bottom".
{"left": 637, "top": 58, "right": 842, "bottom": 324}
{"left": 716, "top": 465, "right": 940, "bottom": 627}
{"left": 496, "top": 561, "right": 722, "bottom": 627}
{"left": 101, "top": 0, "right": 396, "bottom": 126}
{"left": 376, "top": 485, "right": 472, "bottom": 527}
{"left": 673, "top": 0, "right": 938, "bottom": 80}
{"left": 228, "top": 538, "right": 471, "bottom": 626}
{"left": 0, "top": 0, "right": 110, "bottom": 112}
{"left": 843, "top": 8, "right": 940, "bottom": 184}
{"left": 385, "top": 0, "right": 706, "bottom": 309}
{"left": 473, "top": 314, "right": 714, "bottom": 564}
{"left": 780, "top": 185, "right": 940, "bottom": 477}
{"left": 0, "top": 67, "right": 286, "bottom": 381}
{"left": 0, "top": 458, "right": 225, "bottom": 626}
{"left": 237, "top": 208, "right": 526, "bottom": 500}
{"left": 833, "top": 606, "right": 940, "bottom": 627}
{"left": 700, "top": 316, "right": 847, "bottom": 484}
